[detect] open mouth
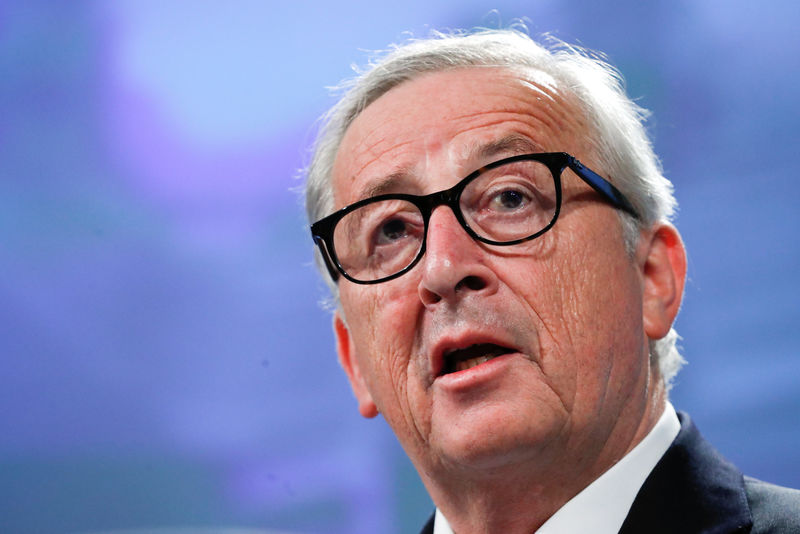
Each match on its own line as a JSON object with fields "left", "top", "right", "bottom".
{"left": 440, "top": 343, "right": 515, "bottom": 375}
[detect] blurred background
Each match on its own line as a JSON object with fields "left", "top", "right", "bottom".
{"left": 1, "top": 1, "right": 798, "bottom": 533}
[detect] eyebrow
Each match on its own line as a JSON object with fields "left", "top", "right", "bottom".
{"left": 360, "top": 167, "right": 415, "bottom": 200}
{"left": 473, "top": 134, "right": 543, "bottom": 162}
{"left": 355, "top": 134, "right": 543, "bottom": 201}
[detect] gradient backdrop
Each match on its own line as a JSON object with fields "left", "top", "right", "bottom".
{"left": 2, "top": 1, "right": 799, "bottom": 533}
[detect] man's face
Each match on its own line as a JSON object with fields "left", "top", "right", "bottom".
{"left": 331, "top": 68, "right": 658, "bottom": 479}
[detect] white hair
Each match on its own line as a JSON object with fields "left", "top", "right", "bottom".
{"left": 303, "top": 29, "right": 685, "bottom": 388}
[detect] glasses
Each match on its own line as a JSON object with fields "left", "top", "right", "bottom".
{"left": 311, "top": 152, "right": 639, "bottom": 285}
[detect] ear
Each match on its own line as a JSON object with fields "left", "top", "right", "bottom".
{"left": 334, "top": 312, "right": 379, "bottom": 419}
{"left": 640, "top": 223, "right": 687, "bottom": 340}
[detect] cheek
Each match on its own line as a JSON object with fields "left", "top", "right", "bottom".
{"left": 496, "top": 218, "right": 641, "bottom": 400}
{"left": 553, "top": 231, "right": 641, "bottom": 347}
{"left": 340, "top": 284, "right": 422, "bottom": 395}
{"left": 547, "top": 210, "right": 640, "bottom": 317}
{"left": 502, "top": 232, "right": 596, "bottom": 343}
{"left": 547, "top": 224, "right": 645, "bottom": 393}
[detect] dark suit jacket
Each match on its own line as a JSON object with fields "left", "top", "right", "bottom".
{"left": 420, "top": 412, "right": 800, "bottom": 533}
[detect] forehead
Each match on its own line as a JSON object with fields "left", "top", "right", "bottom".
{"left": 332, "top": 67, "right": 591, "bottom": 206}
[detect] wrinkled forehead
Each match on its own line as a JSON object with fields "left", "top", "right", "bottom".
{"left": 331, "top": 66, "right": 591, "bottom": 207}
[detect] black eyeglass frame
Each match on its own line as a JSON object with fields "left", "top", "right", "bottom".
{"left": 310, "top": 152, "right": 639, "bottom": 285}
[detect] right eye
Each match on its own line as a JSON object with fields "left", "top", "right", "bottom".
{"left": 333, "top": 200, "right": 424, "bottom": 278}
{"left": 369, "top": 210, "right": 423, "bottom": 249}
{"left": 376, "top": 217, "right": 410, "bottom": 244}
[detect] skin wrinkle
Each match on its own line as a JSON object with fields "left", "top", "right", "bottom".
{"left": 525, "top": 211, "right": 603, "bottom": 417}
{"left": 500, "top": 229, "right": 572, "bottom": 412}
{"left": 569, "top": 233, "right": 634, "bottom": 431}
{"left": 341, "top": 142, "right": 416, "bottom": 200}
{"left": 362, "top": 293, "right": 431, "bottom": 446}
{"left": 331, "top": 67, "right": 675, "bottom": 534}
{"left": 340, "top": 112, "right": 552, "bottom": 204}
{"left": 563, "top": 234, "right": 651, "bottom": 464}
{"left": 546, "top": 200, "right": 648, "bottom": 464}
{"left": 334, "top": 72, "right": 586, "bottom": 207}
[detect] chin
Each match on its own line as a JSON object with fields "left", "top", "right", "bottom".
{"left": 430, "top": 402, "right": 562, "bottom": 472}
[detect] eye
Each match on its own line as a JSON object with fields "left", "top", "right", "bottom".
{"left": 481, "top": 182, "right": 535, "bottom": 214}
{"left": 377, "top": 218, "right": 409, "bottom": 243}
{"left": 367, "top": 207, "right": 423, "bottom": 248}
{"left": 490, "top": 189, "right": 529, "bottom": 211}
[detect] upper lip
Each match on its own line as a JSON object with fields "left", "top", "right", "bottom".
{"left": 430, "top": 332, "right": 520, "bottom": 378}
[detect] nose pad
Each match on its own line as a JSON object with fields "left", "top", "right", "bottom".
{"left": 417, "top": 207, "right": 499, "bottom": 307}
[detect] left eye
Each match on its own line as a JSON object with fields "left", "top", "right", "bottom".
{"left": 491, "top": 189, "right": 528, "bottom": 211}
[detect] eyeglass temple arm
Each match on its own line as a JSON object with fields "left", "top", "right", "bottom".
{"left": 312, "top": 233, "right": 341, "bottom": 281}
{"left": 567, "top": 156, "right": 640, "bottom": 219}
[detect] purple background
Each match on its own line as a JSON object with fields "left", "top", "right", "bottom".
{"left": 1, "top": 2, "right": 798, "bottom": 533}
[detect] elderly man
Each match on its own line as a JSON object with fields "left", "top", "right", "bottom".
{"left": 304, "top": 30, "right": 800, "bottom": 533}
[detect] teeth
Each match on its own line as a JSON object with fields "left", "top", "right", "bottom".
{"left": 454, "top": 355, "right": 494, "bottom": 372}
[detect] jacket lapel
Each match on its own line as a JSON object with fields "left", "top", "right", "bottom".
{"left": 419, "top": 512, "right": 434, "bottom": 534}
{"left": 619, "top": 412, "right": 752, "bottom": 533}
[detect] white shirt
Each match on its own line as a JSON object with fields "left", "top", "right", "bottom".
{"left": 433, "top": 403, "right": 681, "bottom": 534}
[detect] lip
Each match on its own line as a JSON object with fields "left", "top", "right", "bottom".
{"left": 435, "top": 351, "right": 521, "bottom": 390}
{"left": 430, "top": 331, "right": 521, "bottom": 379}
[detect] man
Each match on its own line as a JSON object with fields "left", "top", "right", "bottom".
{"left": 304, "top": 30, "right": 800, "bottom": 533}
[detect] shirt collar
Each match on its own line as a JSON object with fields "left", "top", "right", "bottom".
{"left": 433, "top": 403, "right": 680, "bottom": 534}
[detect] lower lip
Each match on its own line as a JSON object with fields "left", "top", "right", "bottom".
{"left": 434, "top": 352, "right": 520, "bottom": 390}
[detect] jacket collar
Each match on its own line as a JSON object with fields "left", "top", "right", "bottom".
{"left": 619, "top": 411, "right": 752, "bottom": 533}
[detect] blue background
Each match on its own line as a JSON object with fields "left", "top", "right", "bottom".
{"left": 1, "top": 1, "right": 798, "bottom": 533}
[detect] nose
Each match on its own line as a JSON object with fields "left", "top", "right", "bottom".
{"left": 417, "top": 206, "right": 499, "bottom": 307}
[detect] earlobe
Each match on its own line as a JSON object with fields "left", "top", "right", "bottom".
{"left": 640, "top": 224, "right": 687, "bottom": 340}
{"left": 334, "top": 312, "right": 379, "bottom": 419}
